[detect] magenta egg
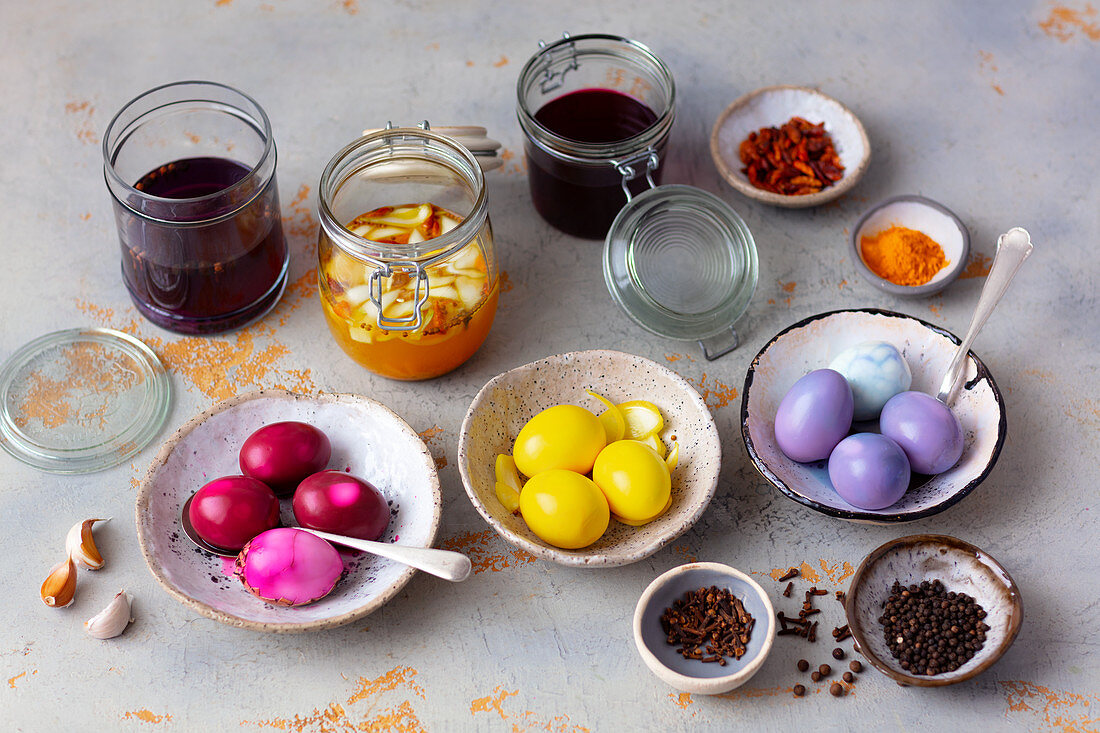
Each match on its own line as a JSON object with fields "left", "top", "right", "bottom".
{"left": 239, "top": 422, "right": 331, "bottom": 496}
{"left": 828, "top": 433, "right": 911, "bottom": 510}
{"left": 188, "top": 475, "right": 280, "bottom": 551}
{"left": 293, "top": 470, "right": 390, "bottom": 541}
{"left": 880, "top": 391, "right": 964, "bottom": 474}
{"left": 234, "top": 528, "right": 343, "bottom": 606}
{"left": 774, "top": 369, "right": 854, "bottom": 463}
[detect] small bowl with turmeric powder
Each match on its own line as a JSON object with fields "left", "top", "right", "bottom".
{"left": 852, "top": 195, "right": 969, "bottom": 297}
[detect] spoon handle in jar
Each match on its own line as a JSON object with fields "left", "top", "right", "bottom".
{"left": 299, "top": 528, "right": 472, "bottom": 582}
{"left": 937, "top": 227, "right": 1034, "bottom": 404}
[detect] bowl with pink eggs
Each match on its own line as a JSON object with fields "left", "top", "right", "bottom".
{"left": 741, "top": 309, "right": 1006, "bottom": 523}
{"left": 136, "top": 389, "right": 441, "bottom": 632}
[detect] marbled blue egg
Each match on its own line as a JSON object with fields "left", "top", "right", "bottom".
{"left": 828, "top": 341, "right": 912, "bottom": 421}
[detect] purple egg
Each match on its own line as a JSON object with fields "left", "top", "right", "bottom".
{"left": 880, "top": 391, "right": 964, "bottom": 474}
{"left": 828, "top": 433, "right": 911, "bottom": 510}
{"left": 774, "top": 369, "right": 854, "bottom": 463}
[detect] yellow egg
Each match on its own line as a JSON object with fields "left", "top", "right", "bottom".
{"left": 592, "top": 440, "right": 671, "bottom": 522}
{"left": 519, "top": 470, "right": 609, "bottom": 549}
{"left": 513, "top": 405, "right": 607, "bottom": 477}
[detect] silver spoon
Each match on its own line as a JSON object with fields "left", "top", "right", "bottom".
{"left": 937, "top": 227, "right": 1034, "bottom": 405}
{"left": 181, "top": 495, "right": 472, "bottom": 582}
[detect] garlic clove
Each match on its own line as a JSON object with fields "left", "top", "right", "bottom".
{"left": 84, "top": 591, "right": 133, "bottom": 640}
{"left": 65, "top": 518, "right": 110, "bottom": 570}
{"left": 41, "top": 557, "right": 77, "bottom": 608}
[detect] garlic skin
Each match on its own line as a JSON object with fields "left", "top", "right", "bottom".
{"left": 66, "top": 518, "right": 109, "bottom": 570}
{"left": 84, "top": 591, "right": 133, "bottom": 639}
{"left": 41, "top": 557, "right": 78, "bottom": 608}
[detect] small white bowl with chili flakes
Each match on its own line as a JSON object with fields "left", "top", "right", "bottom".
{"left": 851, "top": 195, "right": 970, "bottom": 297}
{"left": 710, "top": 85, "right": 870, "bottom": 208}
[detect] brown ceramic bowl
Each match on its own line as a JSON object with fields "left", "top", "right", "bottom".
{"left": 845, "top": 535, "right": 1022, "bottom": 686}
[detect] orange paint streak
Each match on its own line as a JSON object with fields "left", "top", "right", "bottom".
{"left": 498, "top": 270, "right": 513, "bottom": 294}
{"left": 7, "top": 671, "right": 26, "bottom": 688}
{"left": 1024, "top": 369, "right": 1056, "bottom": 384}
{"left": 501, "top": 149, "right": 515, "bottom": 162}
{"left": 284, "top": 184, "right": 319, "bottom": 247}
{"left": 122, "top": 709, "right": 172, "bottom": 724}
{"left": 1040, "top": 4, "right": 1100, "bottom": 41}
{"left": 683, "top": 373, "right": 738, "bottom": 411}
{"left": 347, "top": 666, "right": 425, "bottom": 704}
{"left": 250, "top": 701, "right": 424, "bottom": 732}
{"left": 438, "top": 529, "right": 536, "bottom": 573}
{"left": 425, "top": 42, "right": 439, "bottom": 50}
{"left": 838, "top": 279, "right": 848, "bottom": 289}
{"left": 466, "top": 60, "right": 475, "bottom": 67}
{"left": 186, "top": 132, "right": 200, "bottom": 144}
{"left": 670, "top": 544, "right": 698, "bottom": 564}
{"left": 960, "top": 251, "right": 993, "bottom": 279}
{"left": 470, "top": 685, "right": 590, "bottom": 731}
{"left": 470, "top": 686, "right": 517, "bottom": 719}
{"left": 765, "top": 559, "right": 853, "bottom": 586}
{"left": 717, "top": 684, "right": 797, "bottom": 700}
{"left": 1065, "top": 398, "right": 1100, "bottom": 429}
{"left": 999, "top": 680, "right": 1100, "bottom": 732}
{"left": 670, "top": 692, "right": 694, "bottom": 708}
{"left": 780, "top": 280, "right": 797, "bottom": 293}
{"left": 342, "top": 0, "right": 359, "bottom": 14}
{"left": 929, "top": 302, "right": 942, "bottom": 317}
{"left": 416, "top": 425, "right": 448, "bottom": 469}
{"left": 493, "top": 56, "right": 509, "bottom": 67}
{"left": 767, "top": 298, "right": 776, "bottom": 305}
{"left": 80, "top": 212, "right": 92, "bottom": 221}
{"left": 65, "top": 101, "right": 99, "bottom": 145}
{"left": 215, "top": 0, "right": 232, "bottom": 6}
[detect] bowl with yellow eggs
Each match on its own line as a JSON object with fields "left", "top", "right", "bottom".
{"left": 458, "top": 350, "right": 722, "bottom": 567}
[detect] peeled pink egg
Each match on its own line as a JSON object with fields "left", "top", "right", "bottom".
{"left": 774, "top": 369, "right": 854, "bottom": 463}
{"left": 880, "top": 391, "right": 964, "bottom": 474}
{"left": 828, "top": 433, "right": 911, "bottom": 510}
{"left": 234, "top": 528, "right": 343, "bottom": 607}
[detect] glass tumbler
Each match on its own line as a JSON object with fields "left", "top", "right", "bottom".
{"left": 317, "top": 125, "right": 498, "bottom": 381}
{"left": 103, "top": 81, "right": 289, "bottom": 335}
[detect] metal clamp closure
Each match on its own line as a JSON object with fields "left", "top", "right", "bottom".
{"left": 536, "top": 33, "right": 578, "bottom": 94}
{"left": 369, "top": 262, "right": 430, "bottom": 331}
{"left": 611, "top": 148, "right": 660, "bottom": 202}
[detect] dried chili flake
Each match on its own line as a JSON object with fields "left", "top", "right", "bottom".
{"left": 738, "top": 117, "right": 844, "bottom": 195}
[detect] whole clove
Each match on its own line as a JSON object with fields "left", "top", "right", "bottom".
{"left": 778, "top": 567, "right": 800, "bottom": 582}
{"left": 660, "top": 585, "right": 755, "bottom": 664}
{"left": 783, "top": 581, "right": 794, "bottom": 597}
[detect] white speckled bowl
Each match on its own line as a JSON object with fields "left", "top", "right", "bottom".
{"left": 136, "top": 390, "right": 441, "bottom": 632}
{"left": 741, "top": 309, "right": 1006, "bottom": 522}
{"left": 845, "top": 535, "right": 1023, "bottom": 686}
{"left": 852, "top": 195, "right": 970, "bottom": 297}
{"left": 458, "top": 350, "right": 721, "bottom": 567}
{"left": 633, "top": 562, "right": 776, "bottom": 694}
{"left": 710, "top": 85, "right": 870, "bottom": 208}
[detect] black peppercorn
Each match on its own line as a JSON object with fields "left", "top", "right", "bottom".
{"left": 849, "top": 660, "right": 862, "bottom": 673}
{"left": 829, "top": 682, "right": 843, "bottom": 697}
{"left": 879, "top": 578, "right": 988, "bottom": 676}
{"left": 832, "top": 647, "right": 845, "bottom": 660}
{"left": 842, "top": 671, "right": 854, "bottom": 683}
{"left": 810, "top": 671, "right": 822, "bottom": 682}
{"left": 797, "top": 659, "right": 809, "bottom": 672}
{"left": 818, "top": 664, "right": 831, "bottom": 677}
{"left": 793, "top": 684, "right": 806, "bottom": 697}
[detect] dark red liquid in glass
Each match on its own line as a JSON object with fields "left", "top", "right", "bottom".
{"left": 116, "top": 157, "right": 288, "bottom": 334}
{"left": 527, "top": 88, "right": 664, "bottom": 239}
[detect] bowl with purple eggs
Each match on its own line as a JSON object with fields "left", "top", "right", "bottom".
{"left": 741, "top": 309, "right": 1006, "bottom": 523}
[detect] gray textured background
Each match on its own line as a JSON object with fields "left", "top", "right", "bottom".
{"left": 1, "top": 1, "right": 1096, "bottom": 730}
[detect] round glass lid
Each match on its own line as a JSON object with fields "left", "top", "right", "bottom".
{"left": 0, "top": 328, "right": 171, "bottom": 473}
{"left": 602, "top": 184, "right": 758, "bottom": 346}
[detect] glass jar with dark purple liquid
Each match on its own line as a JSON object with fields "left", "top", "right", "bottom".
{"left": 517, "top": 34, "right": 676, "bottom": 239}
{"left": 104, "top": 82, "right": 288, "bottom": 335}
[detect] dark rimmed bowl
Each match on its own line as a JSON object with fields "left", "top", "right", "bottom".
{"left": 741, "top": 309, "right": 1006, "bottom": 523}
{"left": 851, "top": 195, "right": 970, "bottom": 297}
{"left": 845, "top": 535, "right": 1023, "bottom": 686}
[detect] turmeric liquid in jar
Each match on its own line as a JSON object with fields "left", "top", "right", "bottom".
{"left": 318, "top": 203, "right": 498, "bottom": 380}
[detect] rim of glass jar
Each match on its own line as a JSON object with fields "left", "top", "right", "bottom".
{"left": 317, "top": 128, "right": 488, "bottom": 263}
{"left": 102, "top": 80, "right": 276, "bottom": 222}
{"left": 516, "top": 33, "right": 676, "bottom": 163}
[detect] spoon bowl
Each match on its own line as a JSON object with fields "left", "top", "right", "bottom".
{"left": 180, "top": 496, "right": 471, "bottom": 582}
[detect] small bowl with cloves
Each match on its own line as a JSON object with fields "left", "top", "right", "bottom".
{"left": 633, "top": 562, "right": 776, "bottom": 694}
{"left": 845, "top": 534, "right": 1023, "bottom": 687}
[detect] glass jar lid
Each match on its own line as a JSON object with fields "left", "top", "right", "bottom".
{"left": 602, "top": 184, "right": 758, "bottom": 359}
{"left": 0, "top": 328, "right": 171, "bottom": 473}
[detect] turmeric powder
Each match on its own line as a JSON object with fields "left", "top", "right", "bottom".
{"left": 860, "top": 226, "right": 948, "bottom": 286}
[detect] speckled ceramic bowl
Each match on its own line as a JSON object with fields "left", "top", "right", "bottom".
{"left": 633, "top": 562, "right": 776, "bottom": 694}
{"left": 710, "top": 85, "right": 870, "bottom": 208}
{"left": 852, "top": 195, "right": 970, "bottom": 297}
{"left": 135, "top": 390, "right": 441, "bottom": 632}
{"left": 741, "top": 309, "right": 1006, "bottom": 522}
{"left": 458, "top": 350, "right": 721, "bottom": 567}
{"left": 845, "top": 535, "right": 1023, "bottom": 686}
